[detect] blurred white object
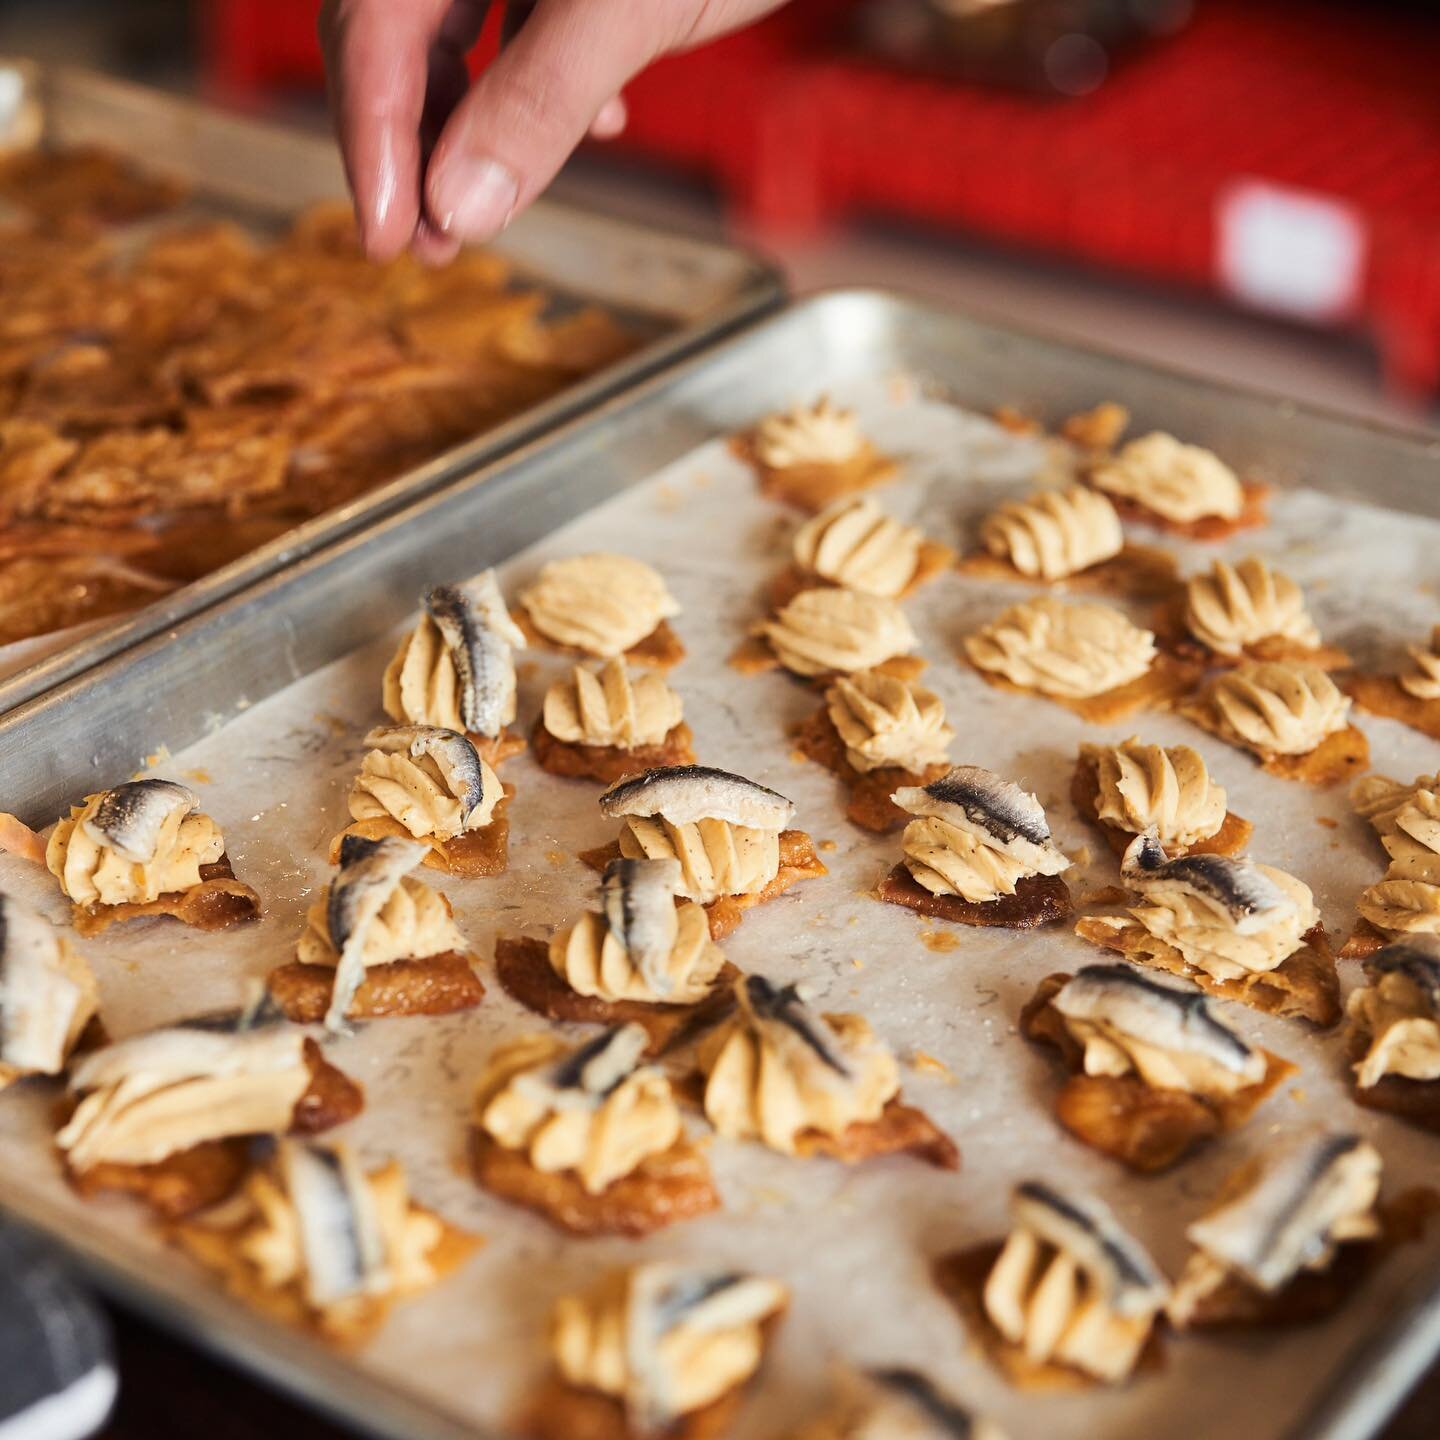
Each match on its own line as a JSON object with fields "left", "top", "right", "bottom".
{"left": 0, "top": 1224, "right": 115, "bottom": 1440}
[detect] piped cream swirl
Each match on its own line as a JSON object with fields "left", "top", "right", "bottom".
{"left": 965, "top": 597, "right": 1155, "bottom": 700}
{"left": 1194, "top": 662, "right": 1349, "bottom": 756}
{"left": 1090, "top": 432, "right": 1243, "bottom": 524}
{"left": 550, "top": 901, "right": 725, "bottom": 1005}
{"left": 297, "top": 876, "right": 465, "bottom": 968}
{"left": 825, "top": 669, "right": 953, "bottom": 774}
{"left": 348, "top": 748, "right": 501, "bottom": 842}
{"left": 793, "top": 496, "right": 921, "bottom": 597}
{"left": 542, "top": 657, "right": 683, "bottom": 749}
{"left": 979, "top": 485, "right": 1123, "bottom": 581}
{"left": 753, "top": 398, "right": 863, "bottom": 469}
{"left": 1084, "top": 737, "right": 1226, "bottom": 848}
{"left": 1183, "top": 556, "right": 1319, "bottom": 656}
{"left": 620, "top": 817, "right": 779, "bottom": 905}
{"left": 1401, "top": 626, "right": 1440, "bottom": 701}
{"left": 521, "top": 554, "right": 680, "bottom": 657}
{"left": 761, "top": 588, "right": 916, "bottom": 678}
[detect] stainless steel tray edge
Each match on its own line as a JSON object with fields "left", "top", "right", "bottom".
{"left": 0, "top": 62, "right": 785, "bottom": 714}
{"left": 2, "top": 287, "right": 1439, "bottom": 1440}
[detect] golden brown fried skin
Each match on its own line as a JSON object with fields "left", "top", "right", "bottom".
{"left": 63, "top": 1041, "right": 362, "bottom": 1218}
{"left": 267, "top": 951, "right": 485, "bottom": 1023}
{"left": 877, "top": 864, "right": 1073, "bottom": 931}
{"left": 727, "top": 633, "right": 928, "bottom": 686}
{"left": 966, "top": 652, "right": 1203, "bottom": 725}
{"left": 329, "top": 786, "right": 514, "bottom": 878}
{"left": 793, "top": 707, "right": 948, "bottom": 834}
{"left": 730, "top": 432, "right": 897, "bottom": 513}
{"left": 1093, "top": 480, "right": 1271, "bottom": 541}
{"left": 469, "top": 1131, "right": 721, "bottom": 1238}
{"left": 531, "top": 718, "right": 697, "bottom": 786}
{"left": 68, "top": 855, "right": 260, "bottom": 938}
{"left": 1345, "top": 672, "right": 1440, "bottom": 743}
{"left": 579, "top": 832, "right": 828, "bottom": 941}
{"left": 1021, "top": 975, "right": 1294, "bottom": 1173}
{"left": 493, "top": 936, "right": 737, "bottom": 1056}
{"left": 932, "top": 1242, "right": 1164, "bottom": 1391}
{"left": 1074, "top": 917, "right": 1341, "bottom": 1028}
{"left": 1070, "top": 751, "right": 1253, "bottom": 859}
{"left": 955, "top": 543, "right": 1179, "bottom": 600}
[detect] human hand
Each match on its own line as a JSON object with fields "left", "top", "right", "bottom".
{"left": 321, "top": 0, "right": 787, "bottom": 262}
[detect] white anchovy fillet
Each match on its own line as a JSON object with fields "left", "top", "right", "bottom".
{"left": 279, "top": 1140, "right": 390, "bottom": 1307}
{"left": 323, "top": 834, "right": 429, "bottom": 1032}
{"left": 738, "top": 974, "right": 850, "bottom": 1077}
{"left": 600, "top": 857, "right": 681, "bottom": 996}
{"left": 624, "top": 1263, "right": 785, "bottom": 1431}
{"left": 80, "top": 779, "right": 197, "bottom": 863}
{"left": 865, "top": 1368, "right": 978, "bottom": 1439}
{"left": 1053, "top": 962, "right": 1263, "bottom": 1078}
{"left": 363, "top": 723, "right": 487, "bottom": 822}
{"left": 515, "top": 1024, "right": 651, "bottom": 1113}
{"left": 67, "top": 1017, "right": 306, "bottom": 1094}
{"left": 424, "top": 571, "right": 524, "bottom": 738}
{"left": 599, "top": 765, "right": 795, "bottom": 831}
{"left": 0, "top": 894, "right": 86, "bottom": 1074}
{"left": 1121, "top": 834, "right": 1296, "bottom": 935}
{"left": 1185, "top": 1132, "right": 1382, "bottom": 1293}
{"left": 892, "top": 765, "right": 1068, "bottom": 871}
{"left": 1368, "top": 934, "right": 1440, "bottom": 1011}
{"left": 1012, "top": 1181, "right": 1169, "bottom": 1317}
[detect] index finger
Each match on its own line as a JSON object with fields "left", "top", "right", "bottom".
{"left": 320, "top": 0, "right": 456, "bottom": 260}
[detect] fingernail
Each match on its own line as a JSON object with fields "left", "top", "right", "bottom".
{"left": 433, "top": 156, "right": 518, "bottom": 241}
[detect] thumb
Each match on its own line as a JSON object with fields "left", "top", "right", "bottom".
{"left": 424, "top": 0, "right": 659, "bottom": 241}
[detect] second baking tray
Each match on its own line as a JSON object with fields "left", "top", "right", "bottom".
{"left": 1, "top": 290, "right": 1440, "bottom": 1440}
{"left": 0, "top": 62, "right": 783, "bottom": 711}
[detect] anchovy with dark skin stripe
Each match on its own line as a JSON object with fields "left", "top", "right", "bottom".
{"left": 599, "top": 765, "right": 795, "bottom": 830}
{"left": 543, "top": 1024, "right": 649, "bottom": 1099}
{"left": 280, "top": 1140, "right": 388, "bottom": 1307}
{"left": 1122, "top": 834, "right": 1295, "bottom": 934}
{"left": 600, "top": 857, "right": 680, "bottom": 994}
{"left": 0, "top": 894, "right": 83, "bottom": 1074}
{"left": 895, "top": 765, "right": 1052, "bottom": 847}
{"left": 867, "top": 1369, "right": 975, "bottom": 1438}
{"left": 423, "top": 572, "right": 523, "bottom": 739}
{"left": 1367, "top": 935, "right": 1440, "bottom": 1009}
{"left": 1013, "top": 1180, "right": 1168, "bottom": 1316}
{"left": 363, "top": 724, "right": 486, "bottom": 822}
{"left": 1053, "top": 962, "right": 1263, "bottom": 1078}
{"left": 739, "top": 975, "right": 850, "bottom": 1076}
{"left": 80, "top": 779, "right": 196, "bottom": 863}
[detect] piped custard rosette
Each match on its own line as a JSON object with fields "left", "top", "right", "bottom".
{"left": 529, "top": 1261, "right": 788, "bottom": 1440}
{"left": 797, "top": 1368, "right": 1010, "bottom": 1440}
{"left": 495, "top": 856, "right": 735, "bottom": 1053}
{"left": 470, "top": 1023, "right": 719, "bottom": 1237}
{"left": 174, "top": 1137, "right": 478, "bottom": 1344}
{"left": 936, "top": 1180, "right": 1169, "bottom": 1387}
{"left": 877, "top": 765, "right": 1073, "bottom": 929}
{"left": 1344, "top": 769, "right": 1440, "bottom": 958}
{"left": 1166, "top": 1132, "right": 1405, "bottom": 1331}
{"left": 695, "top": 975, "right": 958, "bottom": 1170}
{"left": 580, "top": 766, "right": 826, "bottom": 939}
{"left": 382, "top": 571, "right": 527, "bottom": 764}
{"left": 532, "top": 657, "right": 696, "bottom": 785}
{"left": 268, "top": 835, "right": 483, "bottom": 1029}
{"left": 0, "top": 893, "right": 100, "bottom": 1092}
{"left": 1344, "top": 935, "right": 1440, "bottom": 1132}
{"left": 1346, "top": 623, "right": 1440, "bottom": 742}
{"left": 734, "top": 396, "right": 895, "bottom": 512}
{"left": 332, "top": 723, "right": 512, "bottom": 876}
{"left": 45, "top": 778, "right": 259, "bottom": 936}
{"left": 1076, "top": 836, "right": 1339, "bottom": 1027}
{"left": 56, "top": 996, "right": 361, "bottom": 1218}
{"left": 1021, "top": 961, "right": 1294, "bottom": 1172}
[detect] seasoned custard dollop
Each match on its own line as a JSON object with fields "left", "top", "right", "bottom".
{"left": 1353, "top": 774, "right": 1440, "bottom": 938}
{"left": 551, "top": 898, "right": 724, "bottom": 1005}
{"left": 979, "top": 485, "right": 1123, "bottom": 581}
{"left": 699, "top": 976, "right": 899, "bottom": 1154}
{"left": 542, "top": 657, "right": 683, "bottom": 748}
{"left": 1183, "top": 556, "right": 1319, "bottom": 656}
{"left": 1090, "top": 431, "right": 1243, "bottom": 524}
{"left": 298, "top": 874, "right": 463, "bottom": 969}
{"left": 349, "top": 726, "right": 501, "bottom": 841}
{"left": 1198, "top": 662, "right": 1350, "bottom": 756}
{"left": 1400, "top": 625, "right": 1440, "bottom": 701}
{"left": 825, "top": 669, "right": 953, "bottom": 774}
{"left": 1348, "top": 939, "right": 1440, "bottom": 1087}
{"left": 521, "top": 553, "right": 680, "bottom": 657}
{"left": 793, "top": 496, "right": 921, "bottom": 597}
{"left": 552, "top": 1262, "right": 787, "bottom": 1429}
{"left": 761, "top": 587, "right": 917, "bottom": 678}
{"left": 754, "top": 398, "right": 863, "bottom": 469}
{"left": 47, "top": 779, "right": 223, "bottom": 907}
{"left": 475, "top": 1026, "right": 682, "bottom": 1194}
{"left": 1084, "top": 737, "right": 1227, "bottom": 848}
{"left": 965, "top": 597, "right": 1155, "bottom": 699}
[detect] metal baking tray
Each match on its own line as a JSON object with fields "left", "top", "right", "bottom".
{"left": 0, "top": 60, "right": 783, "bottom": 711}
{"left": 1, "top": 290, "right": 1439, "bottom": 1440}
